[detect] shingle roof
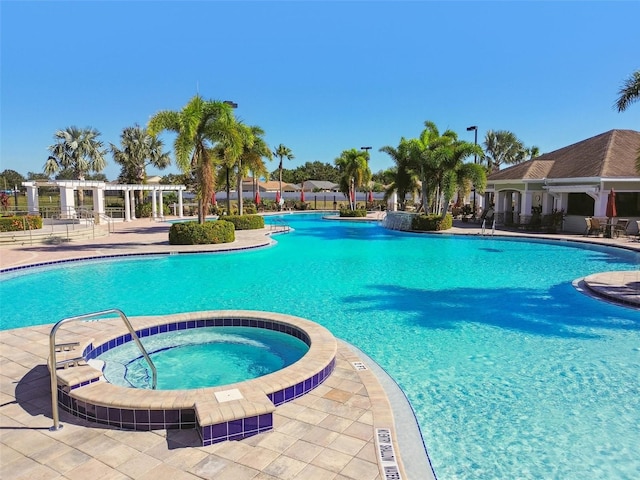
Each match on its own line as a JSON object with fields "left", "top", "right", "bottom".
{"left": 488, "top": 129, "right": 640, "bottom": 181}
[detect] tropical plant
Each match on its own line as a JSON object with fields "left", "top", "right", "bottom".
{"left": 235, "top": 124, "right": 272, "bottom": 215}
{"left": 615, "top": 70, "right": 640, "bottom": 112}
{"left": 273, "top": 144, "right": 295, "bottom": 200}
{"left": 614, "top": 70, "right": 640, "bottom": 172}
{"left": 439, "top": 142, "right": 486, "bottom": 216}
{"left": 110, "top": 124, "right": 171, "bottom": 203}
{"left": 147, "top": 95, "right": 241, "bottom": 223}
{"left": 334, "top": 148, "right": 371, "bottom": 210}
{"left": 44, "top": 126, "right": 107, "bottom": 204}
{"left": 379, "top": 139, "right": 419, "bottom": 211}
{"left": 482, "top": 130, "right": 531, "bottom": 172}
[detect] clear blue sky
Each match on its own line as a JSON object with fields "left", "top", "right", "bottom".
{"left": 1, "top": 0, "right": 639, "bottom": 181}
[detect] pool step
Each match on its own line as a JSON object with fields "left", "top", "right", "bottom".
{"left": 56, "top": 357, "right": 87, "bottom": 369}
{"left": 55, "top": 342, "right": 80, "bottom": 352}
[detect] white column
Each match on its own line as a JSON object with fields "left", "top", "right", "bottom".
{"left": 151, "top": 188, "right": 158, "bottom": 219}
{"left": 388, "top": 192, "right": 397, "bottom": 212}
{"left": 158, "top": 190, "right": 164, "bottom": 220}
{"left": 124, "top": 189, "right": 131, "bottom": 222}
{"left": 60, "top": 186, "right": 77, "bottom": 219}
{"left": 93, "top": 187, "right": 105, "bottom": 216}
{"left": 25, "top": 184, "right": 39, "bottom": 214}
{"left": 129, "top": 190, "right": 137, "bottom": 220}
{"left": 178, "top": 189, "right": 184, "bottom": 218}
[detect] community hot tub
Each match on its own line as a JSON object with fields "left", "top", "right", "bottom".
{"left": 50, "top": 311, "right": 337, "bottom": 446}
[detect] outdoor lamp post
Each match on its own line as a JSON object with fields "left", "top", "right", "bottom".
{"left": 466, "top": 126, "right": 478, "bottom": 218}
{"left": 361, "top": 146, "right": 372, "bottom": 207}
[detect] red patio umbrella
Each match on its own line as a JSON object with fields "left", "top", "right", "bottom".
{"left": 275, "top": 190, "right": 281, "bottom": 204}
{"left": 606, "top": 188, "right": 617, "bottom": 218}
{"left": 255, "top": 190, "right": 261, "bottom": 204}
{"left": 368, "top": 190, "right": 374, "bottom": 203}
{"left": 300, "top": 188, "right": 305, "bottom": 202}
{"left": 211, "top": 191, "right": 217, "bottom": 205}
{"left": 605, "top": 188, "right": 617, "bottom": 237}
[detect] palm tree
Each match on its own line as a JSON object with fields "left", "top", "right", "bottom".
{"left": 110, "top": 124, "right": 171, "bottom": 204}
{"left": 273, "top": 144, "right": 294, "bottom": 202}
{"left": 379, "top": 139, "right": 419, "bottom": 211}
{"left": 147, "top": 95, "right": 241, "bottom": 223}
{"left": 407, "top": 121, "right": 457, "bottom": 213}
{"left": 615, "top": 70, "right": 640, "bottom": 171}
{"left": 235, "top": 124, "right": 272, "bottom": 215}
{"left": 45, "top": 126, "right": 107, "bottom": 205}
{"left": 438, "top": 140, "right": 486, "bottom": 215}
{"left": 482, "top": 130, "right": 527, "bottom": 172}
{"left": 615, "top": 70, "right": 640, "bottom": 112}
{"left": 334, "top": 148, "right": 371, "bottom": 210}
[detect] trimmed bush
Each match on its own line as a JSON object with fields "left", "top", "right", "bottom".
{"left": 0, "top": 215, "right": 43, "bottom": 232}
{"left": 412, "top": 213, "right": 453, "bottom": 231}
{"left": 339, "top": 208, "right": 367, "bottom": 218}
{"left": 221, "top": 214, "right": 264, "bottom": 230}
{"left": 168, "top": 220, "right": 235, "bottom": 245}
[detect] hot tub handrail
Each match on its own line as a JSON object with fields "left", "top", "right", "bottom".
{"left": 49, "top": 308, "right": 157, "bottom": 431}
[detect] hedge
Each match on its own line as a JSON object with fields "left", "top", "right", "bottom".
{"left": 220, "top": 214, "right": 264, "bottom": 230}
{"left": 0, "top": 215, "right": 43, "bottom": 232}
{"left": 168, "top": 220, "right": 235, "bottom": 245}
{"left": 411, "top": 213, "right": 453, "bottom": 231}
{"left": 339, "top": 209, "right": 367, "bottom": 218}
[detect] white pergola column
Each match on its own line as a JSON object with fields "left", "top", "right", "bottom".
{"left": 129, "top": 190, "right": 137, "bottom": 220}
{"left": 151, "top": 188, "right": 158, "bottom": 219}
{"left": 92, "top": 187, "right": 105, "bottom": 217}
{"left": 25, "top": 184, "right": 39, "bottom": 214}
{"left": 60, "top": 186, "right": 77, "bottom": 219}
{"left": 178, "top": 189, "right": 184, "bottom": 218}
{"left": 158, "top": 190, "right": 164, "bottom": 219}
{"left": 124, "top": 189, "right": 131, "bottom": 222}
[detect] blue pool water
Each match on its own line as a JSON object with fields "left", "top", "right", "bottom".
{"left": 1, "top": 213, "right": 639, "bottom": 479}
{"left": 96, "top": 327, "right": 309, "bottom": 390}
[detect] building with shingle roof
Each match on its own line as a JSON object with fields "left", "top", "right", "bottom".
{"left": 485, "top": 129, "right": 640, "bottom": 233}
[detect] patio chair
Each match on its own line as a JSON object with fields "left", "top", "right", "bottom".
{"left": 589, "top": 218, "right": 605, "bottom": 236}
{"left": 584, "top": 217, "right": 591, "bottom": 236}
{"left": 613, "top": 219, "right": 629, "bottom": 238}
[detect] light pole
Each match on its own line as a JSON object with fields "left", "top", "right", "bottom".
{"left": 361, "top": 146, "right": 372, "bottom": 208}
{"left": 466, "top": 126, "right": 478, "bottom": 218}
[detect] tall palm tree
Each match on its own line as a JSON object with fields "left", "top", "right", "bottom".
{"left": 379, "top": 139, "right": 419, "bottom": 211}
{"left": 407, "top": 121, "right": 457, "bottom": 213}
{"left": 110, "top": 124, "right": 171, "bottom": 204}
{"left": 482, "top": 130, "right": 527, "bottom": 172}
{"left": 45, "top": 126, "right": 107, "bottom": 205}
{"left": 334, "top": 148, "right": 371, "bottom": 210}
{"left": 438, "top": 140, "right": 486, "bottom": 215}
{"left": 147, "top": 95, "right": 241, "bottom": 223}
{"left": 615, "top": 70, "right": 640, "bottom": 112}
{"left": 273, "top": 144, "right": 294, "bottom": 201}
{"left": 235, "top": 124, "right": 272, "bottom": 215}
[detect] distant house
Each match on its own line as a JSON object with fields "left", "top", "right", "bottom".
{"left": 300, "top": 180, "right": 340, "bottom": 192}
{"left": 485, "top": 129, "right": 640, "bottom": 234}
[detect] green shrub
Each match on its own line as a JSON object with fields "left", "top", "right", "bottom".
{"left": 168, "top": 220, "right": 235, "bottom": 245}
{"left": 412, "top": 213, "right": 453, "bottom": 231}
{"left": 0, "top": 215, "right": 43, "bottom": 232}
{"left": 339, "top": 209, "right": 367, "bottom": 218}
{"left": 221, "top": 214, "right": 264, "bottom": 230}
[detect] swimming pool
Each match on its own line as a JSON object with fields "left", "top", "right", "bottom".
{"left": 98, "top": 326, "right": 309, "bottom": 390}
{"left": 1, "top": 213, "right": 639, "bottom": 479}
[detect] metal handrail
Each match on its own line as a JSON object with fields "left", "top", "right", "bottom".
{"left": 49, "top": 308, "right": 157, "bottom": 431}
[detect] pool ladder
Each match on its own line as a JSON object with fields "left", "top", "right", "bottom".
{"left": 269, "top": 219, "right": 290, "bottom": 233}
{"left": 48, "top": 308, "right": 157, "bottom": 431}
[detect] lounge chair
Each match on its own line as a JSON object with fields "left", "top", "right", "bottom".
{"left": 584, "top": 217, "right": 591, "bottom": 236}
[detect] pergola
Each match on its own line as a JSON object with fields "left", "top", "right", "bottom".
{"left": 22, "top": 180, "right": 187, "bottom": 222}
